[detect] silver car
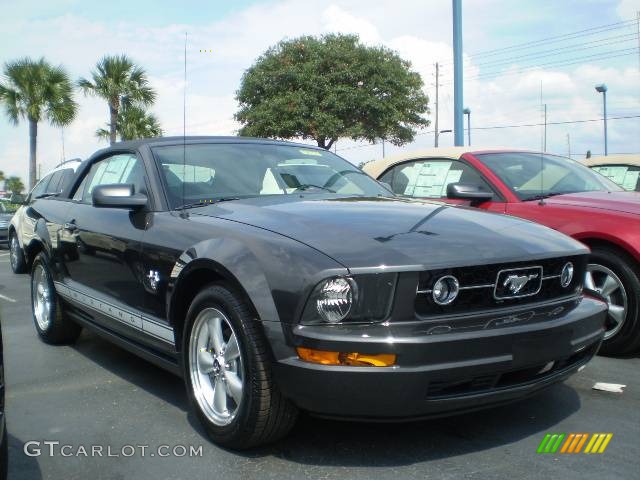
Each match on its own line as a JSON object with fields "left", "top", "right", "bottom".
{"left": 9, "top": 159, "right": 82, "bottom": 273}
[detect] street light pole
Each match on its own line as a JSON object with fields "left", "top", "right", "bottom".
{"left": 463, "top": 107, "right": 471, "bottom": 146}
{"left": 595, "top": 84, "right": 608, "bottom": 156}
{"left": 452, "top": 0, "right": 464, "bottom": 147}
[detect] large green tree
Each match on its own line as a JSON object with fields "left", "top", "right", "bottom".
{"left": 0, "top": 58, "right": 77, "bottom": 189}
{"left": 235, "top": 34, "right": 429, "bottom": 149}
{"left": 96, "top": 105, "right": 162, "bottom": 142}
{"left": 78, "top": 55, "right": 156, "bottom": 145}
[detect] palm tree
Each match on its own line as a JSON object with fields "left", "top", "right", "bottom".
{"left": 5, "top": 176, "right": 25, "bottom": 195}
{"left": 78, "top": 55, "right": 156, "bottom": 145}
{"left": 0, "top": 58, "right": 77, "bottom": 189}
{"left": 96, "top": 105, "right": 162, "bottom": 142}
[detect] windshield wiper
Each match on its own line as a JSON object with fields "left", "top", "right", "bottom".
{"left": 525, "top": 192, "right": 566, "bottom": 201}
{"left": 294, "top": 184, "right": 336, "bottom": 193}
{"left": 35, "top": 193, "right": 58, "bottom": 199}
{"left": 175, "top": 197, "right": 240, "bottom": 210}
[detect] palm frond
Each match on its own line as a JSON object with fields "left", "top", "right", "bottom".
{"left": 1, "top": 56, "right": 75, "bottom": 125}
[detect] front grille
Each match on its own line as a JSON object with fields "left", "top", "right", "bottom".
{"left": 416, "top": 255, "right": 586, "bottom": 317}
{"left": 425, "top": 341, "right": 597, "bottom": 399}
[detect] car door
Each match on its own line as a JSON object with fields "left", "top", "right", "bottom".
{"left": 60, "top": 153, "right": 150, "bottom": 330}
{"left": 17, "top": 172, "right": 56, "bottom": 249}
{"left": 378, "top": 157, "right": 506, "bottom": 213}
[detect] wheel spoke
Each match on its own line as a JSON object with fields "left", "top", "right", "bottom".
{"left": 224, "top": 333, "right": 240, "bottom": 362}
{"left": 207, "top": 317, "right": 224, "bottom": 353}
{"left": 585, "top": 270, "right": 597, "bottom": 291}
{"left": 601, "top": 275, "right": 619, "bottom": 298}
{"left": 197, "top": 349, "right": 215, "bottom": 374}
{"left": 213, "top": 379, "right": 227, "bottom": 413}
{"left": 224, "top": 371, "right": 243, "bottom": 404}
{"left": 608, "top": 305, "right": 625, "bottom": 325}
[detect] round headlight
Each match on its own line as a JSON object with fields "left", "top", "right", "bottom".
{"left": 560, "top": 262, "right": 574, "bottom": 288}
{"left": 432, "top": 275, "right": 459, "bottom": 305}
{"left": 316, "top": 277, "right": 355, "bottom": 323}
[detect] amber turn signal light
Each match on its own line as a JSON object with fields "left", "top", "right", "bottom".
{"left": 296, "top": 347, "right": 396, "bottom": 367}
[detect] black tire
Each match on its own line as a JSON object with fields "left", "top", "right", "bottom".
{"left": 30, "top": 253, "right": 82, "bottom": 345}
{"left": 9, "top": 232, "right": 27, "bottom": 274}
{"left": 183, "top": 284, "right": 298, "bottom": 449}
{"left": 0, "top": 427, "right": 7, "bottom": 480}
{"left": 589, "top": 246, "right": 640, "bottom": 356}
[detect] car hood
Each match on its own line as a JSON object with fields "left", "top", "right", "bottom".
{"left": 543, "top": 191, "right": 640, "bottom": 215}
{"left": 0, "top": 213, "right": 13, "bottom": 222}
{"left": 193, "top": 196, "right": 586, "bottom": 270}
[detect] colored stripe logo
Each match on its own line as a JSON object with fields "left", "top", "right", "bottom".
{"left": 537, "top": 433, "right": 613, "bottom": 454}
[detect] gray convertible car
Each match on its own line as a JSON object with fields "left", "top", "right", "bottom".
{"left": 24, "top": 137, "right": 606, "bottom": 449}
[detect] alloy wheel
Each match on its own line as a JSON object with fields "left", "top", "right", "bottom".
{"left": 9, "top": 235, "right": 18, "bottom": 271}
{"left": 585, "top": 264, "right": 628, "bottom": 340}
{"left": 32, "top": 264, "right": 52, "bottom": 331}
{"left": 189, "top": 307, "right": 244, "bottom": 426}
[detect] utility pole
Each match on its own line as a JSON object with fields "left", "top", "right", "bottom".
{"left": 452, "top": 0, "right": 464, "bottom": 146}
{"left": 543, "top": 104, "right": 547, "bottom": 152}
{"left": 566, "top": 133, "right": 571, "bottom": 159}
{"left": 61, "top": 127, "right": 66, "bottom": 162}
{"left": 595, "top": 84, "right": 608, "bottom": 156}
{"left": 637, "top": 11, "right": 639, "bottom": 71}
{"left": 434, "top": 62, "right": 440, "bottom": 147}
{"left": 463, "top": 108, "right": 471, "bottom": 146}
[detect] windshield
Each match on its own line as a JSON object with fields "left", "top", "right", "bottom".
{"left": 476, "top": 152, "right": 622, "bottom": 201}
{"left": 152, "top": 142, "right": 389, "bottom": 208}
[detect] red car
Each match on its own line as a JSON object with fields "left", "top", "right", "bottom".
{"left": 364, "top": 147, "right": 640, "bottom": 355}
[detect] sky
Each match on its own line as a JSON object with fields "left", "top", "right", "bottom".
{"left": 0, "top": 0, "right": 639, "bottom": 183}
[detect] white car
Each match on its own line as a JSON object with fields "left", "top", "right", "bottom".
{"left": 9, "top": 159, "right": 82, "bottom": 273}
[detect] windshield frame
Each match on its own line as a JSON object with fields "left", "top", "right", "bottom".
{"left": 150, "top": 141, "right": 391, "bottom": 209}
{"left": 475, "top": 151, "right": 622, "bottom": 201}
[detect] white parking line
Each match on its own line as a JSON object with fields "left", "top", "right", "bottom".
{"left": 0, "top": 293, "right": 16, "bottom": 303}
{"left": 0, "top": 253, "right": 9, "bottom": 257}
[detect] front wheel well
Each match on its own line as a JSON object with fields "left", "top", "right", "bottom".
{"left": 579, "top": 238, "right": 639, "bottom": 273}
{"left": 24, "top": 239, "right": 45, "bottom": 269}
{"left": 170, "top": 266, "right": 260, "bottom": 351}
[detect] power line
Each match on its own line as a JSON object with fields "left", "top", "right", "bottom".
{"left": 472, "top": 114, "right": 639, "bottom": 131}
{"left": 440, "top": 49, "right": 637, "bottom": 85}
{"left": 472, "top": 33, "right": 638, "bottom": 69}
{"left": 336, "top": 114, "right": 640, "bottom": 152}
{"left": 463, "top": 19, "right": 636, "bottom": 62}
{"left": 432, "top": 18, "right": 638, "bottom": 68}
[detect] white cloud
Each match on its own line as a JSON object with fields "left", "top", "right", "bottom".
{"left": 0, "top": 0, "right": 638, "bottom": 183}
{"left": 616, "top": 0, "right": 638, "bottom": 19}
{"left": 321, "top": 5, "right": 381, "bottom": 44}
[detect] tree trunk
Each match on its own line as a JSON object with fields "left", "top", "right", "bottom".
{"left": 109, "top": 104, "right": 118, "bottom": 145}
{"left": 316, "top": 137, "right": 335, "bottom": 150}
{"left": 29, "top": 118, "right": 37, "bottom": 190}
{"left": 325, "top": 138, "right": 335, "bottom": 151}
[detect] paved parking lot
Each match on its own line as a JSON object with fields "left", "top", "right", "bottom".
{"left": 0, "top": 252, "right": 638, "bottom": 480}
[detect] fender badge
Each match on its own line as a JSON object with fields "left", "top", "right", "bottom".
{"left": 147, "top": 270, "right": 161, "bottom": 291}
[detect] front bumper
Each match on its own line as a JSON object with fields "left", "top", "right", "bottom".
{"left": 272, "top": 296, "right": 607, "bottom": 419}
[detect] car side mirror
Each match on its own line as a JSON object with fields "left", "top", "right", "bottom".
{"left": 446, "top": 183, "right": 494, "bottom": 204}
{"left": 92, "top": 184, "right": 147, "bottom": 209}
